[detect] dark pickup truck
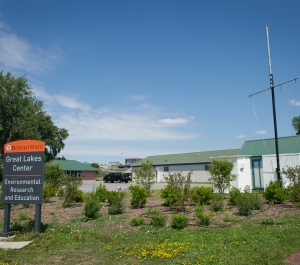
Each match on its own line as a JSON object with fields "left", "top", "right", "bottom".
{"left": 103, "top": 172, "right": 131, "bottom": 183}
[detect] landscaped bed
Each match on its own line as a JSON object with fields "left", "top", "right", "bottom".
{"left": 0, "top": 190, "right": 300, "bottom": 265}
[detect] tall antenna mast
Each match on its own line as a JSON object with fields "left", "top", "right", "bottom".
{"left": 266, "top": 24, "right": 281, "bottom": 182}
{"left": 249, "top": 25, "right": 298, "bottom": 182}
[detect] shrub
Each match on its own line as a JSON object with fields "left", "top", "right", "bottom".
{"left": 236, "top": 195, "right": 252, "bottom": 216}
{"left": 43, "top": 183, "right": 57, "bottom": 203}
{"left": 107, "top": 191, "right": 125, "bottom": 215}
{"left": 210, "top": 193, "right": 223, "bottom": 212}
{"left": 149, "top": 210, "right": 168, "bottom": 227}
{"left": 249, "top": 193, "right": 263, "bottom": 210}
{"left": 95, "top": 184, "right": 109, "bottom": 202}
{"left": 128, "top": 185, "right": 147, "bottom": 208}
{"left": 44, "top": 164, "right": 65, "bottom": 189}
{"left": 171, "top": 214, "right": 188, "bottom": 230}
{"left": 290, "top": 183, "right": 300, "bottom": 203}
{"left": 130, "top": 217, "right": 146, "bottom": 226}
{"left": 60, "top": 176, "right": 83, "bottom": 208}
{"left": 195, "top": 204, "right": 210, "bottom": 226}
{"left": 208, "top": 159, "right": 236, "bottom": 194}
{"left": 229, "top": 187, "right": 242, "bottom": 205}
{"left": 73, "top": 188, "right": 85, "bottom": 202}
{"left": 161, "top": 186, "right": 179, "bottom": 207}
{"left": 84, "top": 193, "right": 101, "bottom": 219}
{"left": 264, "top": 181, "right": 286, "bottom": 203}
{"left": 134, "top": 160, "right": 156, "bottom": 196}
{"left": 191, "top": 186, "right": 213, "bottom": 205}
{"left": 161, "top": 171, "right": 193, "bottom": 212}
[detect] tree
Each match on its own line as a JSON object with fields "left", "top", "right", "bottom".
{"left": 90, "top": 163, "right": 100, "bottom": 169}
{"left": 55, "top": 156, "right": 67, "bottom": 160}
{"left": 44, "top": 164, "right": 65, "bottom": 189}
{"left": 292, "top": 116, "right": 300, "bottom": 135}
{"left": 0, "top": 72, "right": 68, "bottom": 161}
{"left": 134, "top": 160, "right": 157, "bottom": 196}
{"left": 208, "top": 159, "right": 236, "bottom": 194}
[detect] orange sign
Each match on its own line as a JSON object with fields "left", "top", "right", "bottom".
{"left": 4, "top": 140, "right": 45, "bottom": 153}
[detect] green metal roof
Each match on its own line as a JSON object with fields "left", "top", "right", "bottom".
{"left": 132, "top": 149, "right": 239, "bottom": 167}
{"left": 46, "top": 160, "right": 99, "bottom": 171}
{"left": 237, "top": 136, "right": 300, "bottom": 156}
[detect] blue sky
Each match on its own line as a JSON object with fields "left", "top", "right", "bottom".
{"left": 0, "top": 0, "right": 299, "bottom": 164}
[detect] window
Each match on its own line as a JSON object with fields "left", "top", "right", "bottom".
{"left": 204, "top": 164, "right": 209, "bottom": 171}
{"left": 164, "top": 166, "right": 169, "bottom": 172}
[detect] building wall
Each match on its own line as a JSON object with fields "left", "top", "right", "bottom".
{"left": 82, "top": 171, "right": 96, "bottom": 181}
{"left": 262, "top": 153, "right": 300, "bottom": 187}
{"left": 232, "top": 156, "right": 251, "bottom": 192}
{"left": 234, "top": 153, "right": 300, "bottom": 191}
{"left": 154, "top": 164, "right": 211, "bottom": 182}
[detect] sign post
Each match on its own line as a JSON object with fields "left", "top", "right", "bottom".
{"left": 1, "top": 140, "right": 45, "bottom": 236}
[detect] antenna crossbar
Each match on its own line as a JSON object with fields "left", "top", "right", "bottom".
{"left": 248, "top": 78, "right": 298, "bottom": 97}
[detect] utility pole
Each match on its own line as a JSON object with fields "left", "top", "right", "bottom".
{"left": 249, "top": 25, "right": 298, "bottom": 182}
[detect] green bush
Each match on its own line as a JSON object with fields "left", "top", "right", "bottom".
{"left": 229, "top": 187, "right": 242, "bottom": 205}
{"left": 236, "top": 195, "right": 252, "bottom": 216}
{"left": 84, "top": 193, "right": 101, "bottom": 219}
{"left": 130, "top": 217, "right": 146, "bottom": 226}
{"left": 161, "top": 171, "right": 193, "bottom": 212}
{"left": 73, "top": 188, "right": 85, "bottom": 202}
{"left": 60, "top": 176, "right": 83, "bottom": 208}
{"left": 191, "top": 186, "right": 213, "bottom": 205}
{"left": 264, "top": 181, "right": 286, "bottom": 203}
{"left": 195, "top": 204, "right": 210, "bottom": 226}
{"left": 95, "top": 184, "right": 109, "bottom": 202}
{"left": 285, "top": 183, "right": 300, "bottom": 203}
{"left": 210, "top": 193, "right": 223, "bottom": 212}
{"left": 44, "top": 164, "right": 65, "bottom": 189}
{"left": 235, "top": 193, "right": 263, "bottom": 216}
{"left": 107, "top": 191, "right": 125, "bottom": 215}
{"left": 249, "top": 193, "right": 263, "bottom": 210}
{"left": 161, "top": 186, "right": 179, "bottom": 207}
{"left": 171, "top": 214, "right": 188, "bottom": 230}
{"left": 128, "top": 185, "right": 147, "bottom": 208}
{"left": 150, "top": 210, "right": 168, "bottom": 227}
{"left": 43, "top": 183, "right": 57, "bottom": 203}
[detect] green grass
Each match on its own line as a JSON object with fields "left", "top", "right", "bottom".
{"left": 0, "top": 214, "right": 299, "bottom": 264}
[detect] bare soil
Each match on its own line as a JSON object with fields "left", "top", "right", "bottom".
{"left": 1, "top": 194, "right": 300, "bottom": 233}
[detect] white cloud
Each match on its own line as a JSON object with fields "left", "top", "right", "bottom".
{"left": 158, "top": 116, "right": 194, "bottom": 126}
{"left": 131, "top": 95, "right": 146, "bottom": 100}
{"left": 0, "top": 24, "right": 62, "bottom": 74}
{"left": 32, "top": 85, "right": 90, "bottom": 111}
{"left": 33, "top": 86, "right": 197, "bottom": 142}
{"left": 32, "top": 85, "right": 53, "bottom": 102}
{"left": 236, "top": 135, "right": 245, "bottom": 138}
{"left": 54, "top": 95, "right": 90, "bottom": 111}
{"left": 33, "top": 86, "right": 196, "bottom": 141}
{"left": 254, "top": 130, "right": 266, "bottom": 135}
{"left": 289, "top": 100, "right": 300, "bottom": 106}
{"left": 54, "top": 110, "right": 197, "bottom": 141}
